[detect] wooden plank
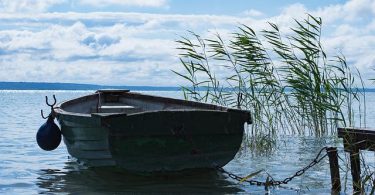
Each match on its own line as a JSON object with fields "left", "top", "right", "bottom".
{"left": 62, "top": 126, "right": 107, "bottom": 140}
{"left": 66, "top": 147, "right": 112, "bottom": 159}
{"left": 338, "top": 127, "right": 375, "bottom": 135}
{"left": 338, "top": 127, "right": 375, "bottom": 151}
{"left": 103, "top": 110, "right": 245, "bottom": 136}
{"left": 96, "top": 89, "right": 130, "bottom": 93}
{"left": 62, "top": 138, "right": 109, "bottom": 151}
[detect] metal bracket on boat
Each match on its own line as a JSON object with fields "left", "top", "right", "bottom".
{"left": 41, "top": 95, "right": 57, "bottom": 119}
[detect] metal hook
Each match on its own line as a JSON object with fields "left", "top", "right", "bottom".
{"left": 41, "top": 95, "right": 57, "bottom": 119}
{"left": 41, "top": 109, "right": 48, "bottom": 119}
{"left": 45, "top": 95, "right": 56, "bottom": 107}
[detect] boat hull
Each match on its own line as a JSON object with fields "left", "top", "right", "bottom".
{"left": 58, "top": 114, "right": 116, "bottom": 167}
{"left": 57, "top": 110, "right": 246, "bottom": 172}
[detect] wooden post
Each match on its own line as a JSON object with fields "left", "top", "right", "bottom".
{"left": 327, "top": 147, "right": 341, "bottom": 192}
{"left": 337, "top": 127, "right": 375, "bottom": 194}
{"left": 350, "top": 148, "right": 361, "bottom": 193}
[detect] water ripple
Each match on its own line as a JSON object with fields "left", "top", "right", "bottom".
{"left": 0, "top": 90, "right": 374, "bottom": 194}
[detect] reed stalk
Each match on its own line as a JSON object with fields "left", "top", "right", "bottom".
{"left": 175, "top": 14, "right": 373, "bottom": 192}
{"left": 175, "top": 14, "right": 363, "bottom": 138}
{"left": 174, "top": 14, "right": 364, "bottom": 148}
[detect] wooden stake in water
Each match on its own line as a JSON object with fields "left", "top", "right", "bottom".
{"left": 327, "top": 147, "right": 341, "bottom": 192}
{"left": 350, "top": 148, "right": 361, "bottom": 193}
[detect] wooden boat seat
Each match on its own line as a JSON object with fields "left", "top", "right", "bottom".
{"left": 91, "top": 104, "right": 142, "bottom": 114}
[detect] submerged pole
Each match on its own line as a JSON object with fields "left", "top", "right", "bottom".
{"left": 327, "top": 147, "right": 341, "bottom": 192}
{"left": 350, "top": 148, "right": 361, "bottom": 193}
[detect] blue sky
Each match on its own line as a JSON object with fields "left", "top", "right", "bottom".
{"left": 0, "top": 0, "right": 374, "bottom": 86}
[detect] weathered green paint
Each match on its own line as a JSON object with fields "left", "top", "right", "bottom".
{"left": 55, "top": 91, "right": 250, "bottom": 172}
{"left": 109, "top": 134, "right": 242, "bottom": 172}
{"left": 103, "top": 110, "right": 244, "bottom": 171}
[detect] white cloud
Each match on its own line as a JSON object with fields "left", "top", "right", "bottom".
{"left": 342, "top": 0, "right": 374, "bottom": 19}
{"left": 0, "top": 0, "right": 169, "bottom": 13}
{"left": 0, "top": 12, "right": 258, "bottom": 85}
{"left": 1, "top": 1, "right": 375, "bottom": 86}
{"left": 273, "top": 1, "right": 375, "bottom": 86}
{"left": 253, "top": 3, "right": 311, "bottom": 35}
{"left": 0, "top": 0, "right": 64, "bottom": 13}
{"left": 78, "top": 0, "right": 168, "bottom": 7}
{"left": 243, "top": 9, "right": 264, "bottom": 17}
{"left": 314, "top": 0, "right": 375, "bottom": 24}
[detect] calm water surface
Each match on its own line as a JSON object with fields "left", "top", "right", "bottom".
{"left": 0, "top": 90, "right": 374, "bottom": 194}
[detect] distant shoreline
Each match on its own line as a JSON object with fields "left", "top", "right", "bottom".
{"left": 0, "top": 82, "right": 180, "bottom": 91}
{"left": 1, "top": 82, "right": 375, "bottom": 92}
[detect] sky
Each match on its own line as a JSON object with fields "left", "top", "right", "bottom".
{"left": 0, "top": 0, "right": 374, "bottom": 86}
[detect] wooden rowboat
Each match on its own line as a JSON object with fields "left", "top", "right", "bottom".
{"left": 54, "top": 90, "right": 252, "bottom": 172}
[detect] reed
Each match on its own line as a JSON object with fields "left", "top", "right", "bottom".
{"left": 175, "top": 14, "right": 374, "bottom": 192}
{"left": 174, "top": 14, "right": 364, "bottom": 147}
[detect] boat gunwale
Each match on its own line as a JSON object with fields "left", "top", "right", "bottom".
{"left": 53, "top": 91, "right": 252, "bottom": 123}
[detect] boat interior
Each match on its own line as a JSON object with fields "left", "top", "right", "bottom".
{"left": 59, "top": 90, "right": 227, "bottom": 115}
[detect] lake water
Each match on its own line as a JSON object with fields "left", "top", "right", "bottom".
{"left": 0, "top": 90, "right": 374, "bottom": 194}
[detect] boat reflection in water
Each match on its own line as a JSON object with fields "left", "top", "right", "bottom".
{"left": 36, "top": 161, "right": 242, "bottom": 194}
